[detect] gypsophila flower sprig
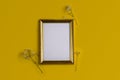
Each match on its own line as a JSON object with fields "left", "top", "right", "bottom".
{"left": 64, "top": 5, "right": 79, "bottom": 27}
{"left": 23, "top": 49, "right": 43, "bottom": 73}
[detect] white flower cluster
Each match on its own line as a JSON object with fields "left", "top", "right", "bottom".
{"left": 65, "top": 6, "right": 74, "bottom": 17}
{"left": 23, "top": 49, "right": 35, "bottom": 59}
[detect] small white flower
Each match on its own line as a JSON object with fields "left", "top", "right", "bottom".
{"left": 65, "top": 5, "right": 74, "bottom": 17}
{"left": 65, "top": 6, "right": 72, "bottom": 12}
{"left": 23, "top": 49, "right": 31, "bottom": 59}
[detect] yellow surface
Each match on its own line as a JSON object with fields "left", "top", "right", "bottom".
{"left": 0, "top": 0, "right": 120, "bottom": 80}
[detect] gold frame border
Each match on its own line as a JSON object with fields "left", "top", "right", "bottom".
{"left": 39, "top": 19, "right": 74, "bottom": 64}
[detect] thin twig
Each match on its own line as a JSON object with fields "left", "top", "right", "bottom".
{"left": 29, "top": 56, "right": 43, "bottom": 73}
{"left": 75, "top": 52, "right": 80, "bottom": 71}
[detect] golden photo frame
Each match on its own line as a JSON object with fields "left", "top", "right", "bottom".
{"left": 39, "top": 19, "right": 74, "bottom": 64}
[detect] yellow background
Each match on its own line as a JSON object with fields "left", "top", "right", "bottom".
{"left": 1, "top": 0, "right": 120, "bottom": 80}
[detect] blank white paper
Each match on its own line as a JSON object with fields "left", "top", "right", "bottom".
{"left": 43, "top": 22, "right": 70, "bottom": 61}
